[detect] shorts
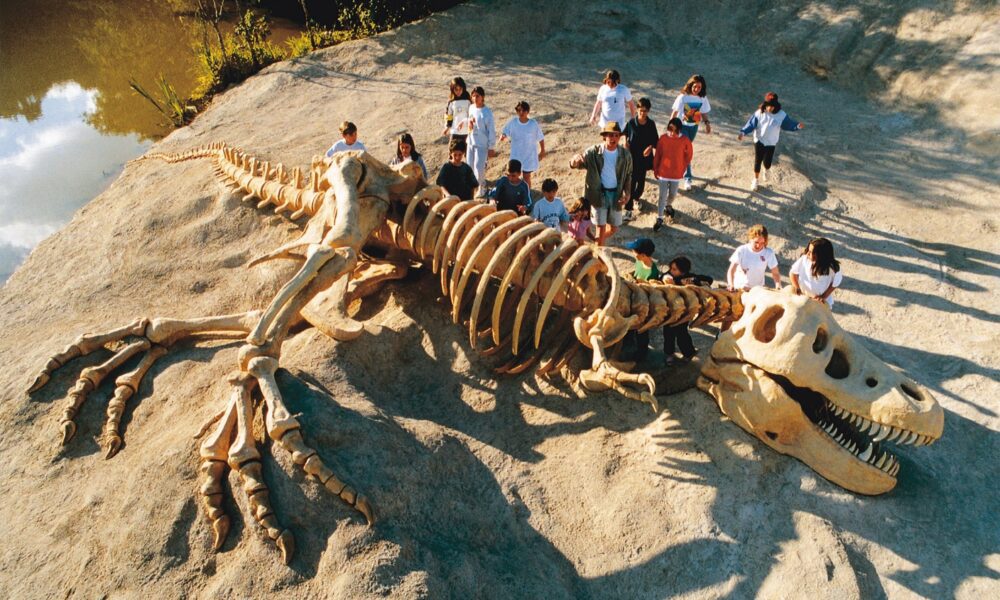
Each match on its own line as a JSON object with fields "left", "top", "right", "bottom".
{"left": 591, "top": 190, "right": 623, "bottom": 226}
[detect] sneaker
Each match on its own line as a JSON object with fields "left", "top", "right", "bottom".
{"left": 653, "top": 218, "right": 664, "bottom": 232}
{"left": 682, "top": 178, "right": 693, "bottom": 191}
{"left": 623, "top": 210, "right": 634, "bottom": 222}
{"left": 664, "top": 207, "right": 676, "bottom": 222}
{"left": 664, "top": 355, "right": 681, "bottom": 367}
{"left": 750, "top": 178, "right": 758, "bottom": 191}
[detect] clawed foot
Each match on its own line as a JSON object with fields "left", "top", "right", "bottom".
{"left": 580, "top": 359, "right": 659, "bottom": 413}
{"left": 28, "top": 313, "right": 372, "bottom": 564}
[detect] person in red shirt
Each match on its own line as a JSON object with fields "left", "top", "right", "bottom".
{"left": 651, "top": 117, "right": 693, "bottom": 232}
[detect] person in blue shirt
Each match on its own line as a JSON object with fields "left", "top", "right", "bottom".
{"left": 489, "top": 159, "right": 532, "bottom": 214}
{"left": 737, "top": 92, "right": 805, "bottom": 191}
{"left": 531, "top": 178, "right": 570, "bottom": 231}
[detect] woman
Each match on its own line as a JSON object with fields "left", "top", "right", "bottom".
{"left": 389, "top": 133, "right": 428, "bottom": 180}
{"left": 670, "top": 74, "right": 712, "bottom": 190}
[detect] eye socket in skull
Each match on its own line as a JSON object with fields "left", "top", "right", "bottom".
{"left": 752, "top": 305, "right": 785, "bottom": 343}
{"left": 866, "top": 377, "right": 878, "bottom": 388}
{"left": 812, "top": 328, "right": 828, "bottom": 353}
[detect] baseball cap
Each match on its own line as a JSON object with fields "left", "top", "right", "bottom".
{"left": 625, "top": 238, "right": 655, "bottom": 256}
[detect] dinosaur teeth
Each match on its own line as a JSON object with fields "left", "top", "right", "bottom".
{"left": 886, "top": 427, "right": 903, "bottom": 442}
{"left": 872, "top": 424, "right": 891, "bottom": 442}
{"left": 875, "top": 453, "right": 889, "bottom": 469}
{"left": 889, "top": 461, "right": 901, "bottom": 477}
{"left": 898, "top": 431, "right": 915, "bottom": 445}
{"left": 858, "top": 444, "right": 873, "bottom": 461}
{"left": 857, "top": 418, "right": 873, "bottom": 433}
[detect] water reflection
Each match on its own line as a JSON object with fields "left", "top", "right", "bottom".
{"left": 0, "top": 0, "right": 301, "bottom": 282}
{"left": 0, "top": 82, "right": 148, "bottom": 281}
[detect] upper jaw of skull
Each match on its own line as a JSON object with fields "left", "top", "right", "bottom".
{"left": 700, "top": 288, "right": 943, "bottom": 495}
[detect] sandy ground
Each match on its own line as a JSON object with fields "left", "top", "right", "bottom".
{"left": 0, "top": 1, "right": 998, "bottom": 598}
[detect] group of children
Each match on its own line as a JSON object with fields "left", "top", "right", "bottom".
{"left": 323, "top": 71, "right": 838, "bottom": 367}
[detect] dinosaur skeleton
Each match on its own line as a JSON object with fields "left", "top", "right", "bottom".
{"left": 28, "top": 145, "right": 941, "bottom": 563}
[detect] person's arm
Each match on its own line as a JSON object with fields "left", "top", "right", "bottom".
{"left": 702, "top": 113, "right": 712, "bottom": 134}
{"left": 627, "top": 99, "right": 637, "bottom": 119}
{"left": 538, "top": 139, "right": 546, "bottom": 161}
{"left": 727, "top": 262, "right": 739, "bottom": 291}
{"left": 771, "top": 266, "right": 782, "bottom": 289}
{"left": 791, "top": 272, "right": 802, "bottom": 295}
{"left": 738, "top": 113, "right": 758, "bottom": 141}
{"left": 467, "top": 166, "right": 479, "bottom": 193}
{"left": 619, "top": 158, "right": 632, "bottom": 206}
{"left": 590, "top": 97, "right": 602, "bottom": 125}
{"left": 684, "top": 137, "right": 693, "bottom": 167}
{"left": 782, "top": 115, "right": 804, "bottom": 131}
{"left": 487, "top": 110, "right": 497, "bottom": 156}
{"left": 586, "top": 223, "right": 597, "bottom": 241}
{"left": 442, "top": 101, "right": 453, "bottom": 136}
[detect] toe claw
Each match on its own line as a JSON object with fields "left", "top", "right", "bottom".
{"left": 211, "top": 515, "right": 230, "bottom": 551}
{"left": 643, "top": 392, "right": 659, "bottom": 413}
{"left": 276, "top": 530, "right": 295, "bottom": 564}
{"left": 103, "top": 435, "right": 123, "bottom": 459}
{"left": 28, "top": 373, "right": 50, "bottom": 394}
{"left": 60, "top": 421, "right": 76, "bottom": 444}
{"left": 355, "top": 495, "right": 375, "bottom": 526}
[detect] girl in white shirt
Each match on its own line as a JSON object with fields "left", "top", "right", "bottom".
{"left": 727, "top": 223, "right": 781, "bottom": 291}
{"left": 790, "top": 238, "right": 843, "bottom": 308}
{"left": 442, "top": 77, "right": 473, "bottom": 144}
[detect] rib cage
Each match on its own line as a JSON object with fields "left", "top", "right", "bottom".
{"left": 379, "top": 191, "right": 746, "bottom": 371}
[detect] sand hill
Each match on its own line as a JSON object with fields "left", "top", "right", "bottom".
{"left": 1, "top": 1, "right": 998, "bottom": 598}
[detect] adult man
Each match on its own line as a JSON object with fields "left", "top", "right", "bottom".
{"left": 569, "top": 121, "right": 633, "bottom": 246}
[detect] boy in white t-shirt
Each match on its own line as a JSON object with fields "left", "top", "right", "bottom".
{"left": 500, "top": 100, "right": 546, "bottom": 189}
{"left": 790, "top": 238, "right": 843, "bottom": 308}
{"left": 325, "top": 121, "right": 367, "bottom": 159}
{"left": 727, "top": 224, "right": 781, "bottom": 291}
{"left": 531, "top": 178, "right": 570, "bottom": 232}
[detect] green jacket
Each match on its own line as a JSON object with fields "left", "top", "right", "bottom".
{"left": 573, "top": 143, "right": 633, "bottom": 209}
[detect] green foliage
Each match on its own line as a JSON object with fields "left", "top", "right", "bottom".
{"left": 129, "top": 75, "right": 197, "bottom": 128}
{"left": 192, "top": 9, "right": 283, "bottom": 99}
{"left": 285, "top": 27, "right": 347, "bottom": 57}
{"left": 337, "top": 0, "right": 400, "bottom": 39}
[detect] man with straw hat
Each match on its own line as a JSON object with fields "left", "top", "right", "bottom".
{"left": 569, "top": 121, "right": 633, "bottom": 246}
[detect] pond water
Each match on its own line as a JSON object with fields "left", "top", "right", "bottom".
{"left": 0, "top": 0, "right": 301, "bottom": 282}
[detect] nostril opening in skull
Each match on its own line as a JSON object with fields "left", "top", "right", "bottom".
{"left": 866, "top": 377, "right": 878, "bottom": 388}
{"left": 752, "top": 306, "right": 784, "bottom": 343}
{"left": 765, "top": 431, "right": 778, "bottom": 440}
{"left": 812, "top": 328, "right": 828, "bottom": 353}
{"left": 825, "top": 348, "right": 850, "bottom": 379}
{"left": 901, "top": 383, "right": 922, "bottom": 401}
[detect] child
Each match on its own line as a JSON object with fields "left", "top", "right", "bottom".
{"left": 738, "top": 92, "right": 805, "bottom": 191}
{"left": 790, "top": 237, "right": 842, "bottom": 308}
{"left": 622, "top": 97, "right": 658, "bottom": 222}
{"left": 661, "top": 256, "right": 712, "bottom": 365}
{"left": 567, "top": 197, "right": 596, "bottom": 242}
{"left": 468, "top": 86, "right": 497, "bottom": 197}
{"left": 590, "top": 69, "right": 637, "bottom": 129}
{"left": 325, "top": 121, "right": 367, "bottom": 158}
{"left": 727, "top": 224, "right": 781, "bottom": 291}
{"left": 622, "top": 237, "right": 662, "bottom": 362}
{"left": 531, "top": 178, "right": 570, "bottom": 232}
{"left": 388, "top": 132, "right": 428, "bottom": 180}
{"left": 670, "top": 74, "right": 712, "bottom": 190}
{"left": 441, "top": 77, "right": 472, "bottom": 144}
{"left": 489, "top": 159, "right": 532, "bottom": 215}
{"left": 651, "top": 117, "right": 693, "bottom": 232}
{"left": 436, "top": 139, "right": 478, "bottom": 200}
{"left": 500, "top": 100, "right": 546, "bottom": 189}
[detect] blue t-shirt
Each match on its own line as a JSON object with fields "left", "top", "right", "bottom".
{"left": 531, "top": 197, "right": 570, "bottom": 229}
{"left": 492, "top": 177, "right": 532, "bottom": 213}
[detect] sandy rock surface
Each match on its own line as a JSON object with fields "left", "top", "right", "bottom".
{"left": 1, "top": 1, "right": 998, "bottom": 598}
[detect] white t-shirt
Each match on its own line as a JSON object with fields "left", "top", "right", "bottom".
{"left": 531, "top": 197, "right": 570, "bottom": 230}
{"left": 468, "top": 105, "right": 495, "bottom": 148}
{"left": 447, "top": 99, "right": 472, "bottom": 135}
{"left": 600, "top": 147, "right": 619, "bottom": 188}
{"left": 671, "top": 94, "right": 711, "bottom": 126}
{"left": 501, "top": 118, "right": 545, "bottom": 172}
{"left": 752, "top": 109, "right": 789, "bottom": 146}
{"left": 730, "top": 243, "right": 778, "bottom": 289}
{"left": 790, "top": 255, "right": 843, "bottom": 307}
{"left": 325, "top": 139, "right": 367, "bottom": 158}
{"left": 596, "top": 84, "right": 633, "bottom": 128}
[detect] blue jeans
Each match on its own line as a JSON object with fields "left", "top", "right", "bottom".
{"left": 681, "top": 123, "right": 698, "bottom": 180}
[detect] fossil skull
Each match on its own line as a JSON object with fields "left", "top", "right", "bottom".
{"left": 698, "top": 287, "right": 943, "bottom": 495}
